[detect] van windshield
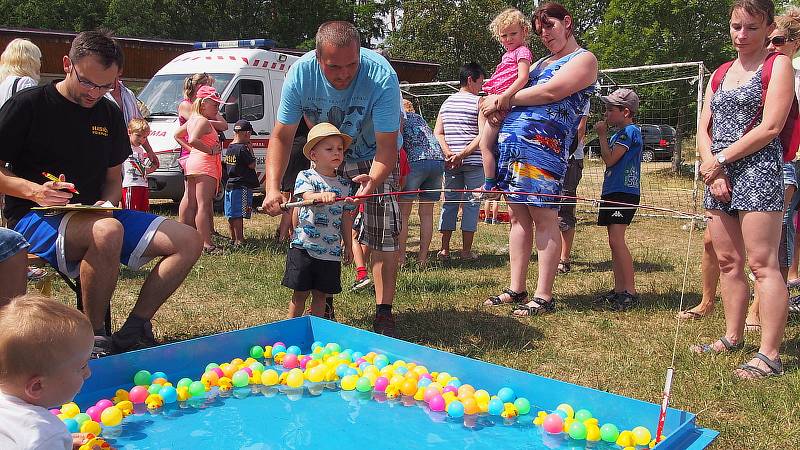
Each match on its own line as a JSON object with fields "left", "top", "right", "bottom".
{"left": 139, "top": 73, "right": 233, "bottom": 117}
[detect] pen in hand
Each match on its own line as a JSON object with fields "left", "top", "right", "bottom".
{"left": 41, "top": 172, "right": 79, "bottom": 194}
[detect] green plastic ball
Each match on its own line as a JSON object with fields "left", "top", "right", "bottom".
{"left": 568, "top": 422, "right": 588, "bottom": 440}
{"left": 148, "top": 384, "right": 162, "bottom": 394}
{"left": 600, "top": 423, "right": 620, "bottom": 442}
{"left": 133, "top": 370, "right": 151, "bottom": 386}
{"left": 188, "top": 381, "right": 205, "bottom": 398}
{"left": 176, "top": 378, "right": 193, "bottom": 389}
{"left": 205, "top": 363, "right": 219, "bottom": 372}
{"left": 73, "top": 413, "right": 91, "bottom": 426}
{"left": 249, "top": 362, "right": 265, "bottom": 373}
{"left": 513, "top": 397, "right": 531, "bottom": 415}
{"left": 232, "top": 370, "right": 249, "bottom": 388}
{"left": 249, "top": 345, "right": 265, "bottom": 359}
{"left": 574, "top": 408, "right": 593, "bottom": 422}
{"left": 355, "top": 376, "right": 372, "bottom": 392}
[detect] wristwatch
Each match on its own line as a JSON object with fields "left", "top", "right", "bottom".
{"left": 716, "top": 153, "right": 727, "bottom": 165}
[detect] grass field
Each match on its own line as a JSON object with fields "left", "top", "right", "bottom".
{"left": 41, "top": 188, "right": 798, "bottom": 450}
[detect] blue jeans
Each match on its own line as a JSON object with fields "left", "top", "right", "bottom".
{"left": 0, "top": 227, "right": 28, "bottom": 263}
{"left": 439, "top": 164, "right": 484, "bottom": 232}
{"left": 781, "top": 162, "right": 799, "bottom": 267}
{"left": 400, "top": 159, "right": 444, "bottom": 201}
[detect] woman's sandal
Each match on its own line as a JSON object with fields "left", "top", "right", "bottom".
{"left": 735, "top": 352, "right": 783, "bottom": 379}
{"left": 484, "top": 288, "right": 528, "bottom": 306}
{"left": 676, "top": 309, "right": 711, "bottom": 320}
{"left": 203, "top": 245, "right": 223, "bottom": 256}
{"left": 557, "top": 260, "right": 571, "bottom": 275}
{"left": 512, "top": 297, "right": 556, "bottom": 316}
{"left": 689, "top": 336, "right": 744, "bottom": 354}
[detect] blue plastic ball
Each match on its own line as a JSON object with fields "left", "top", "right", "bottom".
{"left": 151, "top": 371, "right": 168, "bottom": 381}
{"left": 344, "top": 367, "right": 359, "bottom": 377}
{"left": 351, "top": 351, "right": 364, "bottom": 361}
{"left": 496, "top": 387, "right": 515, "bottom": 403}
{"left": 272, "top": 344, "right": 287, "bottom": 354}
{"left": 446, "top": 378, "right": 462, "bottom": 388}
{"left": 63, "top": 418, "right": 79, "bottom": 433}
{"left": 311, "top": 341, "right": 323, "bottom": 351}
{"left": 286, "top": 345, "right": 301, "bottom": 355}
{"left": 374, "top": 358, "right": 388, "bottom": 369}
{"left": 394, "top": 366, "right": 409, "bottom": 375}
{"left": 447, "top": 400, "right": 465, "bottom": 418}
{"left": 335, "top": 364, "right": 349, "bottom": 377}
{"left": 358, "top": 362, "right": 371, "bottom": 371}
{"left": 555, "top": 409, "right": 569, "bottom": 419}
{"left": 488, "top": 397, "right": 504, "bottom": 416}
{"left": 417, "top": 378, "right": 432, "bottom": 389}
{"left": 159, "top": 385, "right": 178, "bottom": 404}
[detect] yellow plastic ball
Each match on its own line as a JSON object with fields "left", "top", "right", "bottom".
{"left": 230, "top": 358, "right": 244, "bottom": 366}
{"left": 340, "top": 374, "right": 358, "bottom": 391}
{"left": 632, "top": 426, "right": 652, "bottom": 446}
{"left": 556, "top": 403, "right": 575, "bottom": 419}
{"left": 473, "top": 389, "right": 490, "bottom": 404}
{"left": 60, "top": 402, "right": 80, "bottom": 418}
{"left": 100, "top": 406, "right": 123, "bottom": 427}
{"left": 435, "top": 372, "right": 451, "bottom": 385}
{"left": 56, "top": 413, "right": 68, "bottom": 421}
{"left": 617, "top": 430, "right": 635, "bottom": 447}
{"left": 393, "top": 360, "right": 407, "bottom": 367}
{"left": 176, "top": 386, "right": 190, "bottom": 401}
{"left": 413, "top": 365, "right": 429, "bottom": 375}
{"left": 365, "top": 372, "right": 378, "bottom": 385}
{"left": 243, "top": 357, "right": 256, "bottom": 365}
{"left": 389, "top": 375, "right": 405, "bottom": 386}
{"left": 80, "top": 420, "right": 102, "bottom": 435}
{"left": 261, "top": 369, "right": 279, "bottom": 386}
{"left": 413, "top": 387, "right": 426, "bottom": 401}
{"left": 286, "top": 369, "right": 304, "bottom": 388}
{"left": 307, "top": 366, "right": 326, "bottom": 383}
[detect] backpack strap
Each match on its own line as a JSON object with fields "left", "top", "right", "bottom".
{"left": 711, "top": 60, "right": 735, "bottom": 93}
{"left": 745, "top": 52, "right": 780, "bottom": 133}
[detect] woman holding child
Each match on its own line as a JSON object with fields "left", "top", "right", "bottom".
{"left": 481, "top": 2, "right": 597, "bottom": 316}
{"left": 693, "top": 0, "right": 790, "bottom": 379}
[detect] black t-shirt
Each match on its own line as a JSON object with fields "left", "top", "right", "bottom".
{"left": 223, "top": 142, "right": 259, "bottom": 189}
{"left": 0, "top": 82, "right": 130, "bottom": 224}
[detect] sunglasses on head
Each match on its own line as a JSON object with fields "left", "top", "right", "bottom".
{"left": 769, "top": 35, "right": 792, "bottom": 46}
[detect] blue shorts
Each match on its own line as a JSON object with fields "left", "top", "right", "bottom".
{"left": 13, "top": 210, "right": 166, "bottom": 278}
{"left": 224, "top": 187, "right": 253, "bottom": 219}
{"left": 783, "top": 162, "right": 798, "bottom": 188}
{"left": 0, "top": 227, "right": 28, "bottom": 263}
{"left": 399, "top": 159, "right": 444, "bottom": 201}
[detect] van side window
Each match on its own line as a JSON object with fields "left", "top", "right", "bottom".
{"left": 223, "top": 79, "right": 264, "bottom": 122}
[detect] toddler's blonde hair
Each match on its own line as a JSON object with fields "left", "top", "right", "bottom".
{"left": 128, "top": 117, "right": 150, "bottom": 134}
{"left": 489, "top": 8, "right": 531, "bottom": 42}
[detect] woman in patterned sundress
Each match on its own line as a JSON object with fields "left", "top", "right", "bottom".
{"left": 480, "top": 2, "right": 597, "bottom": 316}
{"left": 694, "top": 0, "right": 792, "bottom": 379}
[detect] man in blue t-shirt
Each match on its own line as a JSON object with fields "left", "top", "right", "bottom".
{"left": 594, "top": 88, "right": 643, "bottom": 312}
{"left": 262, "top": 21, "right": 402, "bottom": 336}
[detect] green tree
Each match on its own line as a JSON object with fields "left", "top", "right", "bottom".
{"left": 0, "top": 0, "right": 109, "bottom": 31}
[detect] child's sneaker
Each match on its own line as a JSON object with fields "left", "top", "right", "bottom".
{"left": 373, "top": 313, "right": 397, "bottom": 337}
{"left": 352, "top": 273, "right": 372, "bottom": 291}
{"left": 608, "top": 291, "right": 639, "bottom": 312}
{"left": 92, "top": 335, "right": 115, "bottom": 359}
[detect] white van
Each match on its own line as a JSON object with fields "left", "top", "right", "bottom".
{"left": 137, "top": 39, "right": 299, "bottom": 201}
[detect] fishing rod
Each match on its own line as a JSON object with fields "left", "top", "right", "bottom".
{"left": 278, "top": 188, "right": 702, "bottom": 219}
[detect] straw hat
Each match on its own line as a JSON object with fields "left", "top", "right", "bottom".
{"left": 303, "top": 122, "right": 353, "bottom": 158}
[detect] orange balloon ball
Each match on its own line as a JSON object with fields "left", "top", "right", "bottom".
{"left": 462, "top": 397, "right": 480, "bottom": 415}
{"left": 400, "top": 379, "right": 418, "bottom": 397}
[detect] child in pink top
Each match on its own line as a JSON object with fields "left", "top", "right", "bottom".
{"left": 480, "top": 8, "right": 533, "bottom": 194}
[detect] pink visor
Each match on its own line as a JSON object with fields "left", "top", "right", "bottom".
{"left": 195, "top": 85, "right": 232, "bottom": 105}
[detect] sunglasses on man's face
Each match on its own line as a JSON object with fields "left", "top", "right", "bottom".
{"left": 769, "top": 35, "right": 792, "bottom": 46}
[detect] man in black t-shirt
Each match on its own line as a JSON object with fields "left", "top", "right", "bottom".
{"left": 0, "top": 30, "right": 202, "bottom": 357}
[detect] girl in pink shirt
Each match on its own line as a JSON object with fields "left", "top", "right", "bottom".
{"left": 480, "top": 8, "right": 533, "bottom": 193}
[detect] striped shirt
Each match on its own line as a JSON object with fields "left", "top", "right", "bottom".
{"left": 438, "top": 91, "right": 482, "bottom": 166}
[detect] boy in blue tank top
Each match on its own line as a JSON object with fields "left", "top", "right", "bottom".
{"left": 594, "top": 88, "right": 642, "bottom": 311}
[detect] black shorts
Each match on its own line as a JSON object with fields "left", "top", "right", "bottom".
{"left": 597, "top": 192, "right": 640, "bottom": 226}
{"left": 282, "top": 247, "right": 342, "bottom": 294}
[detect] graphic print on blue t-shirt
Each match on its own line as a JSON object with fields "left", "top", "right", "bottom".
{"left": 290, "top": 169, "right": 356, "bottom": 261}
{"left": 602, "top": 124, "right": 643, "bottom": 196}
{"left": 277, "top": 48, "right": 402, "bottom": 162}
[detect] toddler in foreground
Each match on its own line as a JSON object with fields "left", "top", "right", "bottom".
{"left": 0, "top": 295, "right": 96, "bottom": 449}
{"left": 282, "top": 123, "right": 355, "bottom": 317}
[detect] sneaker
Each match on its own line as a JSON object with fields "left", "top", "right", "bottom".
{"left": 373, "top": 313, "right": 397, "bottom": 337}
{"left": 608, "top": 291, "right": 639, "bottom": 312}
{"left": 351, "top": 274, "right": 372, "bottom": 291}
{"left": 592, "top": 290, "right": 617, "bottom": 306}
{"left": 92, "top": 335, "right": 115, "bottom": 359}
{"left": 112, "top": 324, "right": 158, "bottom": 354}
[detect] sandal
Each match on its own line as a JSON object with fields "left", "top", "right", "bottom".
{"left": 436, "top": 250, "right": 450, "bottom": 261}
{"left": 557, "top": 260, "right": 571, "bottom": 275}
{"left": 676, "top": 310, "right": 708, "bottom": 320}
{"left": 203, "top": 245, "right": 223, "bottom": 256}
{"left": 512, "top": 297, "right": 556, "bottom": 316}
{"left": 484, "top": 288, "right": 528, "bottom": 306}
{"left": 789, "top": 296, "right": 800, "bottom": 315}
{"left": 689, "top": 336, "right": 744, "bottom": 354}
{"left": 735, "top": 352, "right": 783, "bottom": 379}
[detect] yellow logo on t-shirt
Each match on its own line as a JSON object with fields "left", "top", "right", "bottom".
{"left": 91, "top": 125, "right": 109, "bottom": 137}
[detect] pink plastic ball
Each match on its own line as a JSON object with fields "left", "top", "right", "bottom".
{"left": 95, "top": 399, "right": 113, "bottom": 412}
{"left": 374, "top": 376, "right": 389, "bottom": 393}
{"left": 242, "top": 367, "right": 253, "bottom": 376}
{"left": 129, "top": 386, "right": 149, "bottom": 404}
{"left": 50, "top": 408, "right": 61, "bottom": 415}
{"left": 543, "top": 413, "right": 564, "bottom": 434}
{"left": 283, "top": 353, "right": 299, "bottom": 369}
{"left": 299, "top": 356, "right": 312, "bottom": 369}
{"left": 211, "top": 367, "right": 225, "bottom": 378}
{"left": 85, "top": 406, "right": 102, "bottom": 422}
{"left": 272, "top": 341, "right": 285, "bottom": 348}
{"left": 429, "top": 394, "right": 445, "bottom": 412}
{"left": 442, "top": 385, "right": 458, "bottom": 396}
{"left": 424, "top": 386, "right": 440, "bottom": 403}
{"left": 355, "top": 358, "right": 366, "bottom": 365}
{"left": 419, "top": 373, "right": 433, "bottom": 381}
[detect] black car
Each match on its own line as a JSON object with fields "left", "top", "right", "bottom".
{"left": 584, "top": 123, "right": 676, "bottom": 162}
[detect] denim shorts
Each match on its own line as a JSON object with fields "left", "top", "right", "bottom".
{"left": 0, "top": 227, "right": 28, "bottom": 263}
{"left": 400, "top": 159, "right": 444, "bottom": 201}
{"left": 784, "top": 162, "right": 798, "bottom": 188}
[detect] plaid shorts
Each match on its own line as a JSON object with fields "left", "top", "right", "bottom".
{"left": 338, "top": 159, "right": 401, "bottom": 252}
